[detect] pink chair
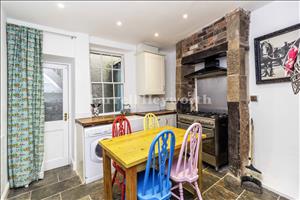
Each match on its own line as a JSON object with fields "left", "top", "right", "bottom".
{"left": 170, "top": 123, "right": 203, "bottom": 200}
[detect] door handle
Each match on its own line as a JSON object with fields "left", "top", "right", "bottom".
{"left": 64, "top": 113, "right": 68, "bottom": 121}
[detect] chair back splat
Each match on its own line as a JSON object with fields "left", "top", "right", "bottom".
{"left": 142, "top": 130, "right": 175, "bottom": 198}
{"left": 112, "top": 115, "right": 132, "bottom": 138}
{"left": 144, "top": 113, "right": 160, "bottom": 131}
{"left": 111, "top": 115, "right": 132, "bottom": 200}
{"left": 176, "top": 123, "right": 202, "bottom": 176}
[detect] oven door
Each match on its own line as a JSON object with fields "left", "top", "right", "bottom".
{"left": 178, "top": 122, "right": 215, "bottom": 155}
{"left": 202, "top": 127, "right": 215, "bottom": 156}
{"left": 177, "top": 121, "right": 191, "bottom": 130}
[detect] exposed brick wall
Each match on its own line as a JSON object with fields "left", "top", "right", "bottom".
{"left": 176, "top": 15, "right": 228, "bottom": 101}
{"left": 181, "top": 17, "right": 228, "bottom": 58}
{"left": 176, "top": 8, "right": 251, "bottom": 177}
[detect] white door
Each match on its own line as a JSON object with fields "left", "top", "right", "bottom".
{"left": 43, "top": 62, "right": 69, "bottom": 171}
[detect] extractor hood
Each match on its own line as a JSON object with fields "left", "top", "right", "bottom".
{"left": 184, "top": 59, "right": 227, "bottom": 79}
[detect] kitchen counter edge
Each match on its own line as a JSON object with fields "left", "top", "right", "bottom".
{"left": 75, "top": 110, "right": 177, "bottom": 128}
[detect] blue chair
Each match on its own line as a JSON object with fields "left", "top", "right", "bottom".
{"left": 137, "top": 130, "right": 176, "bottom": 200}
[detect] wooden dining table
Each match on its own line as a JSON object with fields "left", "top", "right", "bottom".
{"left": 99, "top": 126, "right": 206, "bottom": 200}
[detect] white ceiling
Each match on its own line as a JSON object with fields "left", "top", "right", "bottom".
{"left": 2, "top": 1, "right": 270, "bottom": 49}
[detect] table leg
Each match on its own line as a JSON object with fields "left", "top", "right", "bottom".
{"left": 125, "top": 166, "right": 137, "bottom": 200}
{"left": 103, "top": 149, "right": 112, "bottom": 200}
{"left": 198, "top": 141, "right": 203, "bottom": 191}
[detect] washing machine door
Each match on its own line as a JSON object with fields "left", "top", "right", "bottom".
{"left": 90, "top": 135, "right": 111, "bottom": 163}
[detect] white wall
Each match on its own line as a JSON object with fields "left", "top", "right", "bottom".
{"left": 0, "top": 6, "right": 9, "bottom": 200}
{"left": 164, "top": 49, "right": 176, "bottom": 100}
{"left": 43, "top": 33, "right": 75, "bottom": 58}
{"left": 249, "top": 2, "right": 300, "bottom": 199}
{"left": 74, "top": 33, "right": 91, "bottom": 118}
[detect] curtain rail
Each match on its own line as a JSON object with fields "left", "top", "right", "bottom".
{"left": 43, "top": 30, "right": 77, "bottom": 39}
{"left": 6, "top": 18, "right": 77, "bottom": 39}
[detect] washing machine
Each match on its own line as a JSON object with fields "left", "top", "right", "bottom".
{"left": 83, "top": 115, "right": 144, "bottom": 184}
{"left": 84, "top": 124, "right": 112, "bottom": 184}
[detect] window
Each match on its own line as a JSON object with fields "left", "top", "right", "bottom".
{"left": 90, "top": 52, "right": 123, "bottom": 114}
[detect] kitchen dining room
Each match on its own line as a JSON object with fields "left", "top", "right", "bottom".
{"left": 1, "top": 1, "right": 299, "bottom": 200}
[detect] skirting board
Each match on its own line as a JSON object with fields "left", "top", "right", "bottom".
{"left": 1, "top": 182, "right": 9, "bottom": 200}
{"left": 71, "top": 157, "right": 76, "bottom": 171}
{"left": 262, "top": 183, "right": 293, "bottom": 200}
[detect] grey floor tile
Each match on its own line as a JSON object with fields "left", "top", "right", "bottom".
{"left": 30, "top": 173, "right": 59, "bottom": 190}
{"left": 216, "top": 174, "right": 244, "bottom": 195}
{"left": 170, "top": 188, "right": 195, "bottom": 200}
{"left": 7, "top": 164, "right": 284, "bottom": 200}
{"left": 205, "top": 165, "right": 228, "bottom": 178}
{"left": 45, "top": 165, "right": 76, "bottom": 182}
{"left": 202, "top": 171, "right": 220, "bottom": 192}
{"left": 61, "top": 180, "right": 102, "bottom": 200}
{"left": 58, "top": 169, "right": 77, "bottom": 182}
{"left": 78, "top": 195, "right": 91, "bottom": 200}
{"left": 8, "top": 173, "right": 58, "bottom": 198}
{"left": 7, "top": 192, "right": 31, "bottom": 200}
{"left": 89, "top": 190, "right": 104, "bottom": 200}
{"left": 42, "top": 193, "right": 61, "bottom": 200}
{"left": 31, "top": 176, "right": 81, "bottom": 200}
{"left": 89, "top": 184, "right": 124, "bottom": 200}
{"left": 237, "top": 188, "right": 279, "bottom": 200}
{"left": 7, "top": 165, "right": 78, "bottom": 200}
{"left": 202, "top": 162, "right": 209, "bottom": 170}
{"left": 203, "top": 185, "right": 238, "bottom": 200}
{"left": 45, "top": 165, "right": 72, "bottom": 175}
{"left": 7, "top": 187, "right": 30, "bottom": 199}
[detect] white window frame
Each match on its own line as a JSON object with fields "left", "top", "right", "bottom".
{"left": 90, "top": 51, "right": 124, "bottom": 116}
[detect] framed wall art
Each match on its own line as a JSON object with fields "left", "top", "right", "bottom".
{"left": 254, "top": 24, "right": 300, "bottom": 84}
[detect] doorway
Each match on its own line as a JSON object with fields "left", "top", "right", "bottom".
{"left": 43, "top": 62, "right": 70, "bottom": 171}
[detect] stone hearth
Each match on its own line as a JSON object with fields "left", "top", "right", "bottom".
{"left": 176, "top": 8, "right": 250, "bottom": 176}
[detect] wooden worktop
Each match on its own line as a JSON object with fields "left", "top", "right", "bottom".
{"left": 75, "top": 115, "right": 118, "bottom": 127}
{"left": 75, "top": 110, "right": 177, "bottom": 128}
{"left": 134, "top": 110, "right": 177, "bottom": 116}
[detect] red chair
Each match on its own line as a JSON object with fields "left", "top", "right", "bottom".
{"left": 111, "top": 115, "right": 132, "bottom": 200}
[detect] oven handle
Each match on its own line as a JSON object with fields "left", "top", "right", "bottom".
{"left": 177, "top": 122, "right": 214, "bottom": 139}
{"left": 177, "top": 122, "right": 190, "bottom": 130}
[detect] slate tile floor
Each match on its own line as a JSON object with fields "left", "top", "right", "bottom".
{"left": 7, "top": 165, "right": 287, "bottom": 200}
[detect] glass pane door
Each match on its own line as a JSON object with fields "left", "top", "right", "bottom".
{"left": 44, "top": 67, "right": 63, "bottom": 122}
{"left": 43, "top": 62, "right": 69, "bottom": 171}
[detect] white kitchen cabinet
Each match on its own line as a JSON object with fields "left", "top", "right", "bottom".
{"left": 137, "top": 52, "right": 165, "bottom": 95}
{"left": 158, "top": 114, "right": 177, "bottom": 127}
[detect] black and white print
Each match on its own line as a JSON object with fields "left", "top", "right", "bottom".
{"left": 254, "top": 24, "right": 300, "bottom": 84}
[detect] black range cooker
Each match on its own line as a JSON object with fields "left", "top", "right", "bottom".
{"left": 177, "top": 111, "right": 228, "bottom": 170}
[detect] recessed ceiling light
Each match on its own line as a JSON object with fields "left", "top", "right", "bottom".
{"left": 57, "top": 3, "right": 65, "bottom": 9}
{"left": 154, "top": 32, "right": 159, "bottom": 37}
{"left": 183, "top": 14, "right": 188, "bottom": 19}
{"left": 116, "top": 21, "right": 122, "bottom": 26}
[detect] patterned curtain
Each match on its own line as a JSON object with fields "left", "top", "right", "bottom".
{"left": 7, "top": 23, "right": 44, "bottom": 188}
